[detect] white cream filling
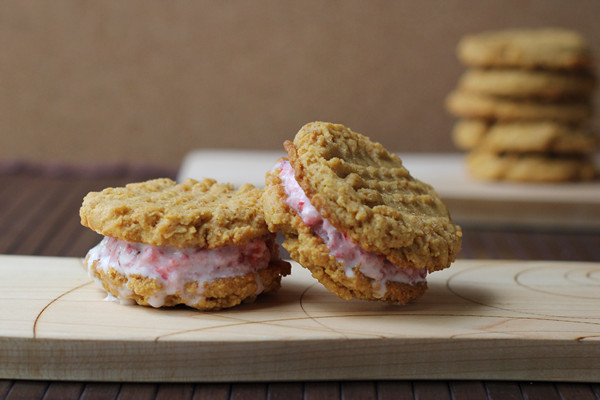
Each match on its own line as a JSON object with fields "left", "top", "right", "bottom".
{"left": 279, "top": 160, "right": 426, "bottom": 297}
{"left": 86, "top": 236, "right": 271, "bottom": 307}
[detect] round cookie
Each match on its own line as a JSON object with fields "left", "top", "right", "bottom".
{"left": 466, "top": 151, "right": 597, "bottom": 182}
{"left": 81, "top": 178, "right": 290, "bottom": 311}
{"left": 457, "top": 28, "right": 593, "bottom": 70}
{"left": 80, "top": 178, "right": 269, "bottom": 249}
{"left": 458, "top": 69, "right": 596, "bottom": 99}
{"left": 262, "top": 122, "right": 462, "bottom": 304}
{"left": 479, "top": 122, "right": 598, "bottom": 154}
{"left": 446, "top": 90, "right": 592, "bottom": 122}
{"left": 453, "top": 119, "right": 598, "bottom": 154}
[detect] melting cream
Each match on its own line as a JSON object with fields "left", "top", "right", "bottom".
{"left": 86, "top": 236, "right": 271, "bottom": 307}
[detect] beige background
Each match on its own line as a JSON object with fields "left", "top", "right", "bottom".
{"left": 2, "top": 1, "right": 599, "bottom": 168}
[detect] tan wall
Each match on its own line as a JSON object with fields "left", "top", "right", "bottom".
{"left": 2, "top": 1, "right": 599, "bottom": 167}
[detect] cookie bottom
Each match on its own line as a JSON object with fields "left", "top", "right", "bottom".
{"left": 282, "top": 231, "right": 428, "bottom": 304}
{"left": 87, "top": 258, "right": 290, "bottom": 311}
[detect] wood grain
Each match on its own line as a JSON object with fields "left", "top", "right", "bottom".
{"left": 1, "top": 255, "right": 599, "bottom": 383}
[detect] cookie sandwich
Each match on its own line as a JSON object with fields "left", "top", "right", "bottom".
{"left": 80, "top": 178, "right": 290, "bottom": 311}
{"left": 262, "top": 122, "right": 462, "bottom": 304}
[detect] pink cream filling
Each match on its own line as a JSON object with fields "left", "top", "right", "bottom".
{"left": 279, "top": 160, "right": 426, "bottom": 296}
{"left": 86, "top": 236, "right": 271, "bottom": 307}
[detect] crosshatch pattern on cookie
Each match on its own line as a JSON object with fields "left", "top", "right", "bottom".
{"left": 80, "top": 178, "right": 270, "bottom": 248}
{"left": 283, "top": 122, "right": 462, "bottom": 271}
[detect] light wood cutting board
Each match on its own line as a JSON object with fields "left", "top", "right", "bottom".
{"left": 1, "top": 255, "right": 599, "bottom": 382}
{"left": 177, "top": 150, "right": 600, "bottom": 230}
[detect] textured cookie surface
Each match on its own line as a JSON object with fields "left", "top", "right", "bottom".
{"left": 87, "top": 256, "right": 290, "bottom": 311}
{"left": 457, "top": 28, "right": 593, "bottom": 69}
{"left": 453, "top": 119, "right": 598, "bottom": 154}
{"left": 262, "top": 163, "right": 428, "bottom": 304}
{"left": 466, "top": 151, "right": 597, "bottom": 182}
{"left": 446, "top": 90, "right": 592, "bottom": 122}
{"left": 458, "top": 69, "right": 596, "bottom": 99}
{"left": 80, "top": 178, "right": 269, "bottom": 248}
{"left": 282, "top": 121, "right": 462, "bottom": 271}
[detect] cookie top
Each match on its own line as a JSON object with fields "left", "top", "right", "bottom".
{"left": 284, "top": 121, "right": 462, "bottom": 268}
{"left": 446, "top": 90, "right": 592, "bottom": 122}
{"left": 457, "top": 28, "right": 593, "bottom": 69}
{"left": 458, "top": 69, "right": 596, "bottom": 99}
{"left": 80, "top": 178, "right": 270, "bottom": 248}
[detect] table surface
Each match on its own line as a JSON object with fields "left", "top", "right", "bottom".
{"left": 1, "top": 164, "right": 600, "bottom": 400}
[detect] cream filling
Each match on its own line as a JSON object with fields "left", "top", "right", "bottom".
{"left": 86, "top": 236, "right": 271, "bottom": 307}
{"left": 279, "top": 160, "right": 426, "bottom": 297}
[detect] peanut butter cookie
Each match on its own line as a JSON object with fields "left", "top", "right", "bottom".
{"left": 262, "top": 122, "right": 462, "bottom": 304}
{"left": 446, "top": 90, "right": 592, "bottom": 122}
{"left": 466, "top": 151, "right": 597, "bottom": 182}
{"left": 453, "top": 120, "right": 598, "bottom": 154}
{"left": 458, "top": 69, "right": 596, "bottom": 99}
{"left": 457, "top": 28, "right": 593, "bottom": 70}
{"left": 81, "top": 178, "right": 290, "bottom": 311}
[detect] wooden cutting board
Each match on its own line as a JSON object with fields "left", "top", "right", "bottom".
{"left": 177, "top": 150, "right": 600, "bottom": 230}
{"left": 1, "top": 255, "right": 599, "bottom": 382}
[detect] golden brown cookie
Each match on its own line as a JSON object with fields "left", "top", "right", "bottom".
{"left": 262, "top": 122, "right": 462, "bottom": 304}
{"left": 446, "top": 90, "right": 592, "bottom": 122}
{"left": 466, "top": 151, "right": 597, "bottom": 182}
{"left": 458, "top": 69, "right": 596, "bottom": 99}
{"left": 81, "top": 178, "right": 269, "bottom": 249}
{"left": 453, "top": 119, "right": 598, "bottom": 154}
{"left": 457, "top": 28, "right": 593, "bottom": 70}
{"left": 81, "top": 178, "right": 290, "bottom": 311}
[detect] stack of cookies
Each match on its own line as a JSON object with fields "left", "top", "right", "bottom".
{"left": 446, "top": 28, "right": 598, "bottom": 182}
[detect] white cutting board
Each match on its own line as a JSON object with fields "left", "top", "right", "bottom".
{"left": 1, "top": 255, "right": 599, "bottom": 382}
{"left": 177, "top": 150, "right": 600, "bottom": 230}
